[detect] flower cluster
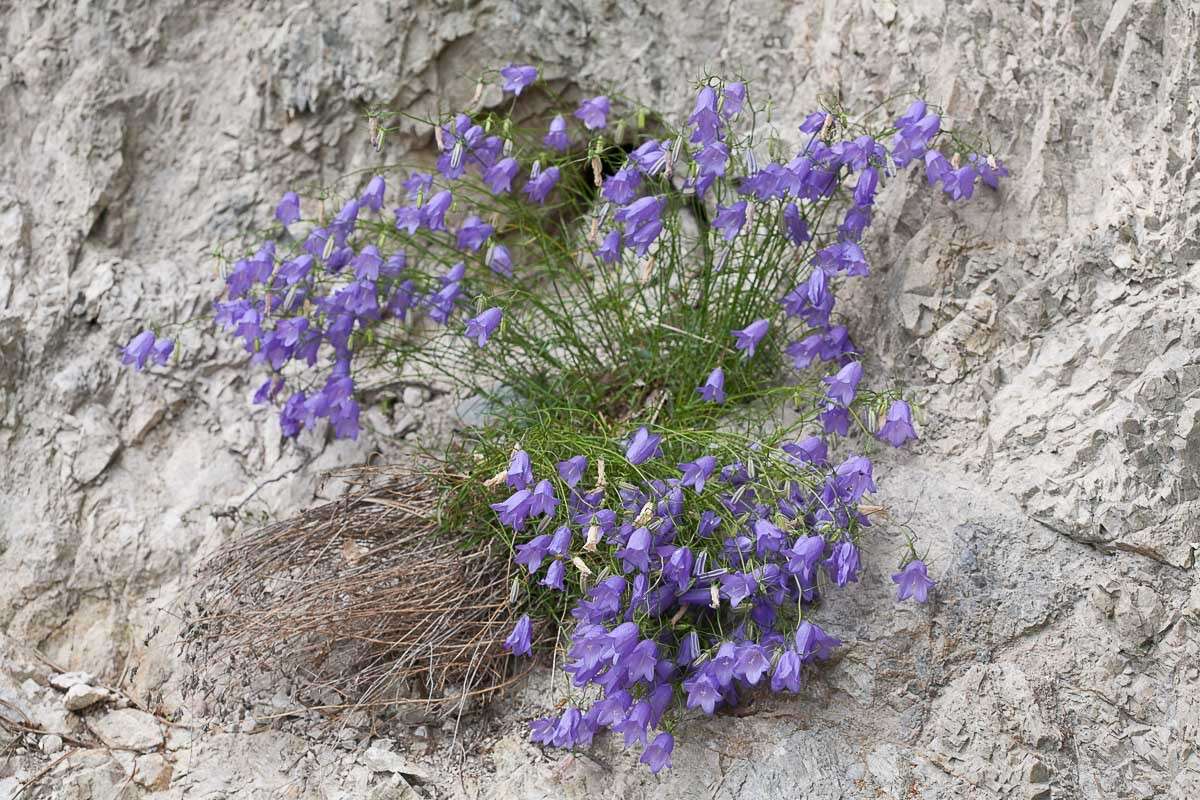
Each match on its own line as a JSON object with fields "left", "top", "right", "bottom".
{"left": 121, "top": 63, "right": 1005, "bottom": 772}
{"left": 494, "top": 430, "right": 935, "bottom": 773}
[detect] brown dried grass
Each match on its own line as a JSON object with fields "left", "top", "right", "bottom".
{"left": 182, "top": 464, "right": 523, "bottom": 720}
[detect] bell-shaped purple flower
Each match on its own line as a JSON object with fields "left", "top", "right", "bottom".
{"left": 616, "top": 526, "right": 653, "bottom": 573}
{"left": 456, "top": 215, "right": 494, "bottom": 252}
{"left": 713, "top": 201, "right": 747, "bottom": 240}
{"left": 602, "top": 167, "right": 642, "bottom": 205}
{"left": 595, "top": 229, "right": 622, "bottom": 263}
{"left": 360, "top": 176, "right": 385, "bottom": 211}
{"left": 834, "top": 455, "right": 876, "bottom": 501}
{"left": 734, "top": 643, "right": 771, "bottom": 685}
{"left": 696, "top": 367, "right": 726, "bottom": 403}
{"left": 422, "top": 189, "right": 453, "bottom": 231}
{"left": 784, "top": 535, "right": 826, "bottom": 582}
{"left": 504, "top": 614, "right": 533, "bottom": 656}
{"left": 781, "top": 435, "right": 827, "bottom": 466}
{"left": 677, "top": 455, "right": 716, "bottom": 493}
{"left": 823, "top": 361, "right": 863, "bottom": 405}
{"left": 557, "top": 455, "right": 588, "bottom": 488}
{"left": 878, "top": 399, "right": 918, "bottom": 447}
{"left": 892, "top": 559, "right": 935, "bottom": 603}
{"left": 275, "top": 191, "right": 301, "bottom": 226}
{"left": 523, "top": 165, "right": 560, "bottom": 204}
{"left": 514, "top": 533, "right": 550, "bottom": 574}
{"left": 732, "top": 319, "right": 769, "bottom": 358}
{"left": 770, "top": 649, "right": 802, "bottom": 693}
{"left": 486, "top": 243, "right": 514, "bottom": 278}
{"left": 613, "top": 701, "right": 651, "bottom": 747}
{"left": 529, "top": 479, "right": 559, "bottom": 517}
{"left": 543, "top": 115, "right": 569, "bottom": 152}
{"left": 491, "top": 488, "right": 534, "bottom": 530}
{"left": 924, "top": 150, "right": 950, "bottom": 187}
{"left": 483, "top": 156, "right": 520, "bottom": 194}
{"left": 625, "top": 426, "right": 662, "bottom": 465}
{"left": 640, "top": 732, "right": 674, "bottom": 774}
{"left": 465, "top": 307, "right": 502, "bottom": 347}
{"left": 794, "top": 621, "right": 841, "bottom": 663}
{"left": 683, "top": 670, "right": 721, "bottom": 714}
{"left": 574, "top": 96, "right": 610, "bottom": 130}
{"left": 500, "top": 63, "right": 538, "bottom": 95}
{"left": 823, "top": 541, "right": 861, "bottom": 586}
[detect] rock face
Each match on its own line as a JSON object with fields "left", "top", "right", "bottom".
{"left": 0, "top": 1, "right": 1197, "bottom": 799}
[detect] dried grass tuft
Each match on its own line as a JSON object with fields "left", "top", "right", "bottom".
{"left": 182, "top": 464, "right": 523, "bottom": 720}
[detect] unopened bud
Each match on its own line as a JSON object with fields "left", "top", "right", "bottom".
{"left": 322, "top": 235, "right": 336, "bottom": 261}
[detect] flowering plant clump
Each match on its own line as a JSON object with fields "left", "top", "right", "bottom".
{"left": 124, "top": 65, "right": 1005, "bottom": 772}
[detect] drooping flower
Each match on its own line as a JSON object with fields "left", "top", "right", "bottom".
{"left": 678, "top": 455, "right": 717, "bottom": 494}
{"left": 613, "top": 702, "right": 651, "bottom": 748}
{"left": 504, "top": 614, "right": 533, "bottom": 656}
{"left": 732, "top": 319, "right": 769, "bottom": 358}
{"left": 793, "top": 621, "right": 841, "bottom": 663}
{"left": 688, "top": 86, "right": 721, "bottom": 144}
{"left": 943, "top": 164, "right": 979, "bottom": 201}
{"left": 853, "top": 166, "right": 879, "bottom": 207}
{"left": 529, "top": 479, "right": 560, "bottom": 517}
{"left": 601, "top": 167, "right": 642, "bottom": 205}
{"left": 834, "top": 455, "right": 876, "bottom": 501}
{"left": 770, "top": 649, "right": 802, "bottom": 693}
{"left": 892, "top": 559, "right": 935, "bottom": 603}
{"left": 616, "top": 526, "right": 653, "bottom": 573}
{"left": 924, "top": 150, "right": 950, "bottom": 187}
{"left": 683, "top": 670, "right": 722, "bottom": 714}
{"left": 514, "top": 534, "right": 551, "bottom": 574}
{"left": 557, "top": 455, "right": 588, "bottom": 488}
{"left": 403, "top": 171, "right": 433, "bottom": 199}
{"left": 877, "top": 400, "right": 918, "bottom": 447}
{"left": 823, "top": 541, "right": 861, "bottom": 586}
{"left": 275, "top": 191, "right": 300, "bottom": 226}
{"left": 734, "top": 643, "right": 771, "bottom": 685}
{"left": 543, "top": 115, "right": 569, "bottom": 151}
{"left": 697, "top": 367, "right": 726, "bottom": 403}
{"left": 491, "top": 489, "right": 534, "bottom": 530}
{"left": 121, "top": 330, "right": 173, "bottom": 370}
{"left": 574, "top": 95, "right": 610, "bottom": 130}
{"left": 524, "top": 165, "right": 561, "bottom": 204}
{"left": 500, "top": 63, "right": 538, "bottom": 95}
{"left": 640, "top": 732, "right": 674, "bottom": 774}
{"left": 360, "top": 176, "right": 385, "bottom": 211}
{"left": 483, "top": 157, "right": 520, "bottom": 194}
{"left": 422, "top": 189, "right": 453, "bottom": 230}
{"left": 782, "top": 435, "right": 828, "bottom": 466}
{"left": 823, "top": 361, "right": 863, "bottom": 405}
{"left": 465, "top": 307, "right": 502, "bottom": 347}
{"left": 713, "top": 201, "right": 747, "bottom": 241}
{"left": 722, "top": 82, "right": 746, "bottom": 117}
{"left": 595, "top": 229, "right": 622, "bottom": 263}
{"left": 486, "top": 244, "right": 514, "bottom": 278}
{"left": 625, "top": 426, "right": 662, "bottom": 465}
{"left": 631, "top": 139, "right": 669, "bottom": 174}
{"left": 456, "top": 215, "right": 494, "bottom": 251}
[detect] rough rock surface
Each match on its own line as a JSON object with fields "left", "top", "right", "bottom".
{"left": 1, "top": 1, "right": 1197, "bottom": 798}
